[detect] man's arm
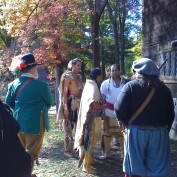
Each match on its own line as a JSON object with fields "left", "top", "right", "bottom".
{"left": 5, "top": 83, "right": 15, "bottom": 110}
{"left": 63, "top": 76, "right": 70, "bottom": 119}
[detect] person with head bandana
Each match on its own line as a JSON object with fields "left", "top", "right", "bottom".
{"left": 114, "top": 58, "right": 175, "bottom": 177}
{"left": 5, "top": 53, "right": 53, "bottom": 171}
{"left": 74, "top": 68, "right": 105, "bottom": 174}
{"left": 57, "top": 58, "right": 84, "bottom": 157}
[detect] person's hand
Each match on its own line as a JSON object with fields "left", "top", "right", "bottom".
{"left": 102, "top": 103, "right": 107, "bottom": 110}
{"left": 118, "top": 121, "right": 126, "bottom": 132}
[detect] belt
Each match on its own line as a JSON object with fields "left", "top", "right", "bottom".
{"left": 90, "top": 112, "right": 101, "bottom": 118}
{"left": 106, "top": 101, "right": 114, "bottom": 110}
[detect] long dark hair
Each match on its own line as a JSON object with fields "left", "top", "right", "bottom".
{"left": 89, "top": 68, "right": 101, "bottom": 81}
{"left": 133, "top": 73, "right": 163, "bottom": 90}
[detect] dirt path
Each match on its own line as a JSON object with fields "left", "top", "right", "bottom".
{"left": 33, "top": 107, "right": 177, "bottom": 177}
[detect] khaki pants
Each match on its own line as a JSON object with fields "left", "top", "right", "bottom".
{"left": 18, "top": 115, "right": 45, "bottom": 168}
{"left": 102, "top": 116, "right": 124, "bottom": 156}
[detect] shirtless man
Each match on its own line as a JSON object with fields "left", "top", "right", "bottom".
{"left": 62, "top": 58, "right": 83, "bottom": 157}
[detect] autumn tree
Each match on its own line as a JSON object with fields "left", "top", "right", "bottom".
{"left": 1, "top": 0, "right": 142, "bottom": 78}
{"left": 1, "top": 0, "right": 87, "bottom": 72}
{"left": 1, "top": 0, "right": 89, "bottom": 108}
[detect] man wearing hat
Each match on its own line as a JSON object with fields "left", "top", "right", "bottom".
{"left": 114, "top": 58, "right": 175, "bottom": 177}
{"left": 5, "top": 53, "right": 53, "bottom": 170}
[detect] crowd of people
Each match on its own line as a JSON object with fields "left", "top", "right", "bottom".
{"left": 57, "top": 57, "right": 175, "bottom": 177}
{"left": 0, "top": 53, "right": 176, "bottom": 177}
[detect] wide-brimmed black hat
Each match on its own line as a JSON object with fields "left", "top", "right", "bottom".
{"left": 20, "top": 53, "right": 41, "bottom": 71}
{"left": 9, "top": 53, "right": 41, "bottom": 74}
{"left": 9, "top": 53, "right": 41, "bottom": 73}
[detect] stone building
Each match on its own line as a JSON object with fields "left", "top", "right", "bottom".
{"left": 142, "top": 0, "right": 177, "bottom": 97}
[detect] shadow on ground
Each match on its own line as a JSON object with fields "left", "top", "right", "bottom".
{"left": 93, "top": 145, "right": 124, "bottom": 177}
{"left": 33, "top": 111, "right": 177, "bottom": 177}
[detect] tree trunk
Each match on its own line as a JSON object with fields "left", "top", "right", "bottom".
{"left": 81, "top": 62, "right": 85, "bottom": 80}
{"left": 107, "top": 1, "right": 120, "bottom": 65}
{"left": 120, "top": 24, "right": 125, "bottom": 74}
{"left": 91, "top": 14, "right": 101, "bottom": 67}
{"left": 100, "top": 34, "right": 105, "bottom": 79}
{"left": 86, "top": 0, "right": 108, "bottom": 68}
{"left": 101, "top": 57, "right": 106, "bottom": 79}
{"left": 54, "top": 67, "right": 60, "bottom": 114}
{"left": 119, "top": 0, "right": 127, "bottom": 74}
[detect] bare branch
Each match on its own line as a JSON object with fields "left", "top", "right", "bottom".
{"left": 25, "top": 0, "right": 42, "bottom": 23}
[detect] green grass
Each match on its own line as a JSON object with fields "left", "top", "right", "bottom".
{"left": 33, "top": 114, "right": 177, "bottom": 177}
{"left": 33, "top": 116, "right": 88, "bottom": 177}
{"left": 33, "top": 115, "right": 124, "bottom": 177}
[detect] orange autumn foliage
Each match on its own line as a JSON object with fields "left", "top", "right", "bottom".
{"left": 1, "top": 0, "right": 87, "bottom": 71}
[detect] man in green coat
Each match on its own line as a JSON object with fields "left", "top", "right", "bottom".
{"left": 5, "top": 53, "right": 53, "bottom": 170}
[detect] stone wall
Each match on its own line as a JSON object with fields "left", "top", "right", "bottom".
{"left": 142, "top": 0, "right": 177, "bottom": 63}
{"left": 142, "top": 0, "right": 177, "bottom": 96}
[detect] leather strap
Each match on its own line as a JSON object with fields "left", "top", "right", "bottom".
{"left": 128, "top": 88, "right": 155, "bottom": 125}
{"left": 15, "top": 78, "right": 34, "bottom": 100}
